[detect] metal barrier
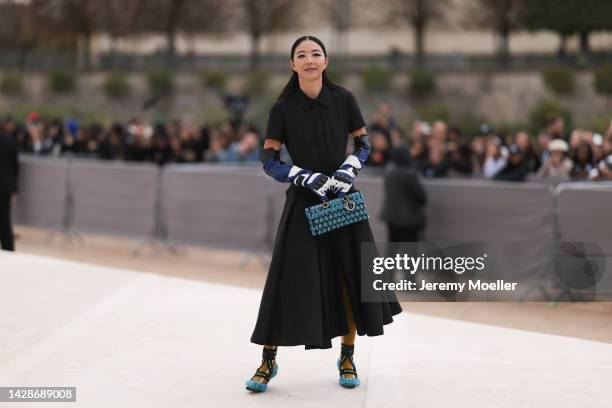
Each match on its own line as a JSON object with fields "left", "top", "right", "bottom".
{"left": 161, "top": 164, "right": 268, "bottom": 249}
{"left": 13, "top": 157, "right": 608, "bottom": 250}
{"left": 69, "top": 159, "right": 158, "bottom": 238}
{"left": 555, "top": 182, "right": 612, "bottom": 242}
{"left": 14, "top": 157, "right": 68, "bottom": 230}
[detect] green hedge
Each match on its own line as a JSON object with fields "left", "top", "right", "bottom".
{"left": 361, "top": 66, "right": 391, "bottom": 93}
{"left": 202, "top": 70, "right": 227, "bottom": 92}
{"left": 528, "top": 99, "right": 572, "bottom": 134}
{"left": 0, "top": 72, "right": 23, "bottom": 96}
{"left": 409, "top": 70, "right": 436, "bottom": 97}
{"left": 147, "top": 70, "right": 174, "bottom": 94}
{"left": 416, "top": 104, "right": 450, "bottom": 123}
{"left": 244, "top": 70, "right": 270, "bottom": 97}
{"left": 103, "top": 72, "right": 131, "bottom": 99}
{"left": 325, "top": 68, "right": 345, "bottom": 85}
{"left": 593, "top": 64, "right": 612, "bottom": 95}
{"left": 48, "top": 70, "right": 75, "bottom": 94}
{"left": 542, "top": 67, "right": 575, "bottom": 95}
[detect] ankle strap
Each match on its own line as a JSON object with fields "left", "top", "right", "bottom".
{"left": 341, "top": 343, "right": 354, "bottom": 356}
{"left": 262, "top": 346, "right": 277, "bottom": 360}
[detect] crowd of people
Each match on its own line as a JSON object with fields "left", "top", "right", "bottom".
{"left": 365, "top": 101, "right": 612, "bottom": 182}
{"left": 4, "top": 112, "right": 263, "bottom": 165}
{"left": 4, "top": 103, "right": 612, "bottom": 182}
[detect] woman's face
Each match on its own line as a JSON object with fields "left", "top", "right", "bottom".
{"left": 570, "top": 131, "right": 582, "bottom": 149}
{"left": 577, "top": 144, "right": 590, "bottom": 162}
{"left": 410, "top": 140, "right": 424, "bottom": 156}
{"left": 515, "top": 132, "right": 529, "bottom": 150}
{"left": 371, "top": 133, "right": 388, "bottom": 150}
{"left": 471, "top": 137, "right": 484, "bottom": 154}
{"left": 290, "top": 40, "right": 328, "bottom": 81}
{"left": 485, "top": 141, "right": 499, "bottom": 157}
{"left": 549, "top": 150, "right": 563, "bottom": 165}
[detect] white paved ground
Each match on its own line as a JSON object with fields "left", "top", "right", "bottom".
{"left": 0, "top": 251, "right": 610, "bottom": 408}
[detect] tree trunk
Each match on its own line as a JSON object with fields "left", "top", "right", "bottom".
{"left": 414, "top": 20, "right": 425, "bottom": 68}
{"left": 109, "top": 36, "right": 119, "bottom": 71}
{"left": 18, "top": 46, "right": 29, "bottom": 72}
{"left": 166, "top": 27, "right": 176, "bottom": 69}
{"left": 250, "top": 32, "right": 260, "bottom": 70}
{"left": 557, "top": 32, "right": 568, "bottom": 58}
{"left": 83, "top": 31, "right": 92, "bottom": 71}
{"left": 579, "top": 31, "right": 590, "bottom": 56}
{"left": 498, "top": 28, "right": 510, "bottom": 68}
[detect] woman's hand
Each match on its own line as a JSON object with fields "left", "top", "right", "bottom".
{"left": 329, "top": 154, "right": 362, "bottom": 196}
{"left": 329, "top": 171, "right": 353, "bottom": 197}
{"left": 295, "top": 171, "right": 332, "bottom": 201}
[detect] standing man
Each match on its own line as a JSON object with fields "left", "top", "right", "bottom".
{"left": 0, "top": 130, "right": 19, "bottom": 251}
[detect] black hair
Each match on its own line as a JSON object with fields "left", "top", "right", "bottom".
{"left": 391, "top": 143, "right": 413, "bottom": 168}
{"left": 572, "top": 141, "right": 593, "bottom": 165}
{"left": 278, "top": 35, "right": 343, "bottom": 100}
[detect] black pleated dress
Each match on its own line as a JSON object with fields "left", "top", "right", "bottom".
{"left": 250, "top": 84, "right": 403, "bottom": 350}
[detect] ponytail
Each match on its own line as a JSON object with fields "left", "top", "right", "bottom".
{"left": 322, "top": 70, "right": 343, "bottom": 92}
{"left": 278, "top": 71, "right": 299, "bottom": 100}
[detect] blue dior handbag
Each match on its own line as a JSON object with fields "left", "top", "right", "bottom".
{"left": 304, "top": 191, "right": 369, "bottom": 236}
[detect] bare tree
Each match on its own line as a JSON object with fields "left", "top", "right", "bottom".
{"left": 388, "top": 0, "right": 448, "bottom": 68}
{"left": 239, "top": 0, "right": 298, "bottom": 70}
{"left": 468, "top": 0, "right": 524, "bottom": 65}
{"left": 140, "top": 0, "right": 229, "bottom": 67}
{"left": 32, "top": 0, "right": 105, "bottom": 71}
{"left": 102, "top": 0, "right": 148, "bottom": 41}
{"left": 328, "top": 0, "right": 351, "bottom": 56}
{"left": 0, "top": 1, "right": 39, "bottom": 69}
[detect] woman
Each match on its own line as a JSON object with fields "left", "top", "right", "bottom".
{"left": 537, "top": 138, "right": 572, "bottom": 180}
{"left": 482, "top": 137, "right": 506, "bottom": 178}
{"left": 246, "top": 36, "right": 403, "bottom": 392}
{"left": 570, "top": 141, "right": 594, "bottom": 180}
{"left": 514, "top": 131, "right": 541, "bottom": 172}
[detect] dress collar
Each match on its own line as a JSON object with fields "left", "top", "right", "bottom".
{"left": 294, "top": 84, "right": 331, "bottom": 110}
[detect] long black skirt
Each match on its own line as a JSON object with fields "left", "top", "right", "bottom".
{"left": 250, "top": 184, "right": 403, "bottom": 350}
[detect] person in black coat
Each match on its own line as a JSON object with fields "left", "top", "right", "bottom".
{"left": 380, "top": 144, "right": 427, "bottom": 242}
{"left": 493, "top": 144, "right": 531, "bottom": 182}
{"left": 0, "top": 132, "right": 19, "bottom": 251}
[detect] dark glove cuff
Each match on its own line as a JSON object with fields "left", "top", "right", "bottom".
{"left": 260, "top": 148, "right": 280, "bottom": 162}
{"left": 354, "top": 134, "right": 370, "bottom": 150}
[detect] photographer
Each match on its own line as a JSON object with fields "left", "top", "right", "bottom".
{"left": 493, "top": 144, "right": 530, "bottom": 182}
{"left": 380, "top": 144, "right": 427, "bottom": 242}
{"left": 422, "top": 137, "right": 450, "bottom": 178}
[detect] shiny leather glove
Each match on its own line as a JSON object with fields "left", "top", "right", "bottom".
{"left": 329, "top": 134, "right": 371, "bottom": 196}
{"left": 293, "top": 170, "right": 332, "bottom": 200}
{"left": 261, "top": 147, "right": 332, "bottom": 200}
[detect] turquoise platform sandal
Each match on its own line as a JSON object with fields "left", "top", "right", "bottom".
{"left": 337, "top": 343, "right": 360, "bottom": 388}
{"left": 245, "top": 346, "right": 279, "bottom": 393}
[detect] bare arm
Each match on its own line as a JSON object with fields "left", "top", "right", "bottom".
{"left": 350, "top": 127, "right": 367, "bottom": 138}
{"left": 263, "top": 139, "right": 282, "bottom": 151}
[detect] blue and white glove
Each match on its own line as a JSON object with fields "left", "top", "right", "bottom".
{"left": 330, "top": 134, "right": 371, "bottom": 196}
{"left": 293, "top": 170, "right": 332, "bottom": 200}
{"left": 261, "top": 148, "right": 332, "bottom": 200}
